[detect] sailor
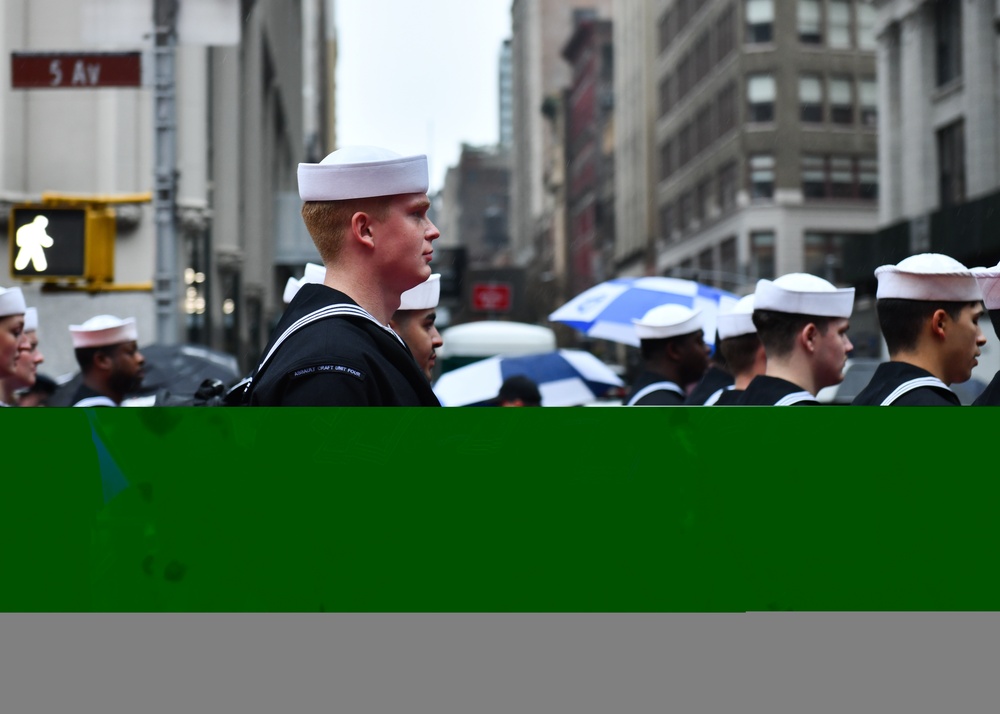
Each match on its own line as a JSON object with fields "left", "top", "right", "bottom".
{"left": 68, "top": 315, "right": 146, "bottom": 407}
{"left": 245, "top": 145, "right": 441, "bottom": 406}
{"left": 683, "top": 328, "right": 735, "bottom": 405}
{"left": 389, "top": 273, "right": 443, "bottom": 382}
{"left": 707, "top": 294, "right": 767, "bottom": 405}
{"left": 0, "top": 286, "right": 28, "bottom": 406}
{"left": 736, "top": 273, "right": 855, "bottom": 405}
{"left": 1, "top": 306, "right": 45, "bottom": 406}
{"left": 625, "top": 304, "right": 709, "bottom": 406}
{"left": 852, "top": 254, "right": 985, "bottom": 406}
{"left": 971, "top": 263, "right": 1000, "bottom": 406}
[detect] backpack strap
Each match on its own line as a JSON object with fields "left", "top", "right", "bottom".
{"left": 234, "top": 303, "right": 404, "bottom": 406}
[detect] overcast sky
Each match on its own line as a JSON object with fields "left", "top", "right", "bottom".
{"left": 333, "top": 0, "right": 512, "bottom": 193}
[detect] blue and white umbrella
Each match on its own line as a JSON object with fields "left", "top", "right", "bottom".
{"left": 433, "top": 349, "right": 624, "bottom": 407}
{"left": 548, "top": 276, "right": 740, "bottom": 347}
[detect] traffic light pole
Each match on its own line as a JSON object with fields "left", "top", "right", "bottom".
{"left": 153, "top": 0, "right": 179, "bottom": 344}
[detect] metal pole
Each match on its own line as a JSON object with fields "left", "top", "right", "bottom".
{"left": 153, "top": 0, "right": 179, "bottom": 344}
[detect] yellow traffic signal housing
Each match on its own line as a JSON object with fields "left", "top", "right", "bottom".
{"left": 8, "top": 193, "right": 149, "bottom": 289}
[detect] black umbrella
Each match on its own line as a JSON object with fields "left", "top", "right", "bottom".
{"left": 50, "top": 343, "right": 243, "bottom": 407}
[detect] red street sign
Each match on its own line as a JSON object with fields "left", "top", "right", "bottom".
{"left": 11, "top": 52, "right": 142, "bottom": 89}
{"left": 472, "top": 283, "right": 512, "bottom": 312}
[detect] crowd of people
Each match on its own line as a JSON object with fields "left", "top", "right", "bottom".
{"left": 5, "top": 143, "right": 1000, "bottom": 408}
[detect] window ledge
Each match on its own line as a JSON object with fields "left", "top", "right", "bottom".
{"left": 932, "top": 77, "right": 964, "bottom": 102}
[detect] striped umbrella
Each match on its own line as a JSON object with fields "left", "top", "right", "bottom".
{"left": 433, "top": 349, "right": 624, "bottom": 407}
{"left": 548, "top": 276, "right": 740, "bottom": 347}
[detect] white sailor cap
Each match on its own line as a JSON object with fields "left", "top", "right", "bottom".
{"left": 398, "top": 274, "right": 441, "bottom": 311}
{"left": 633, "top": 304, "right": 703, "bottom": 341}
{"left": 717, "top": 294, "right": 757, "bottom": 340}
{"left": 298, "top": 145, "right": 429, "bottom": 202}
{"left": 876, "top": 253, "right": 982, "bottom": 303}
{"left": 972, "top": 262, "right": 1000, "bottom": 310}
{"left": 754, "top": 273, "right": 855, "bottom": 318}
{"left": 23, "top": 307, "right": 38, "bottom": 333}
{"left": 0, "top": 287, "right": 26, "bottom": 318}
{"left": 282, "top": 262, "right": 327, "bottom": 304}
{"left": 69, "top": 315, "right": 138, "bottom": 349}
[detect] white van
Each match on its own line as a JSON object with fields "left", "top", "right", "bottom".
{"left": 437, "top": 321, "right": 557, "bottom": 374}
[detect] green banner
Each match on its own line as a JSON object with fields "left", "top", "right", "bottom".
{"left": 3, "top": 407, "right": 997, "bottom": 611}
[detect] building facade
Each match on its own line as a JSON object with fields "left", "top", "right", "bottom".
{"left": 862, "top": 0, "right": 1000, "bottom": 377}
{"left": 652, "top": 0, "right": 879, "bottom": 319}
{"left": 563, "top": 15, "right": 616, "bottom": 298}
{"left": 0, "top": 0, "right": 334, "bottom": 376}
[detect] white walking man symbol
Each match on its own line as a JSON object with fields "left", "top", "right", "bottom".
{"left": 14, "top": 216, "right": 55, "bottom": 272}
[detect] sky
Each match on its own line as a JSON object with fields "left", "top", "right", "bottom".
{"left": 334, "top": 0, "right": 512, "bottom": 194}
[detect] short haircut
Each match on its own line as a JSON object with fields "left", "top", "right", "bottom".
{"left": 498, "top": 374, "right": 542, "bottom": 406}
{"left": 639, "top": 331, "right": 700, "bottom": 361}
{"left": 876, "top": 298, "right": 973, "bottom": 355}
{"left": 74, "top": 344, "right": 121, "bottom": 372}
{"left": 719, "top": 333, "right": 763, "bottom": 375}
{"left": 301, "top": 197, "right": 392, "bottom": 264}
{"left": 752, "top": 309, "right": 833, "bottom": 358}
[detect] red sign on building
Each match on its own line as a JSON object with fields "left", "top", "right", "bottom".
{"left": 472, "top": 282, "right": 512, "bottom": 312}
{"left": 11, "top": 52, "right": 142, "bottom": 89}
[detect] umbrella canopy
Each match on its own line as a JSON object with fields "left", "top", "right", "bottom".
{"left": 548, "top": 276, "right": 740, "bottom": 348}
{"left": 49, "top": 343, "right": 243, "bottom": 407}
{"left": 433, "top": 349, "right": 624, "bottom": 407}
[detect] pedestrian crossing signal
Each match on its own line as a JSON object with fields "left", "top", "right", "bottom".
{"left": 8, "top": 204, "right": 114, "bottom": 284}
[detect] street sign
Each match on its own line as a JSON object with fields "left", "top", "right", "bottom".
{"left": 472, "top": 282, "right": 512, "bottom": 313}
{"left": 11, "top": 52, "right": 142, "bottom": 89}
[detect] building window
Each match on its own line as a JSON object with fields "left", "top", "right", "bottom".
{"left": 799, "top": 74, "right": 823, "bottom": 122}
{"left": 659, "top": 75, "right": 673, "bottom": 118}
{"left": 750, "top": 231, "right": 776, "bottom": 281}
{"left": 804, "top": 233, "right": 845, "bottom": 283}
{"left": 828, "top": 0, "right": 852, "bottom": 48}
{"left": 660, "top": 139, "right": 675, "bottom": 181}
{"left": 747, "top": 73, "right": 775, "bottom": 122}
{"left": 829, "top": 156, "right": 855, "bottom": 198}
{"left": 699, "top": 247, "right": 714, "bottom": 285}
{"left": 678, "top": 53, "right": 693, "bottom": 102}
{"left": 659, "top": 7, "right": 677, "bottom": 54}
{"left": 801, "top": 155, "right": 879, "bottom": 200}
{"left": 695, "top": 31, "right": 712, "bottom": 84}
{"left": 679, "top": 191, "right": 694, "bottom": 230}
{"left": 661, "top": 202, "right": 675, "bottom": 242}
{"left": 716, "top": 82, "right": 737, "bottom": 135}
{"left": 798, "top": 0, "right": 822, "bottom": 44}
{"left": 679, "top": 122, "right": 693, "bottom": 168}
{"left": 829, "top": 76, "right": 853, "bottom": 124}
{"left": 749, "top": 154, "right": 775, "bottom": 199}
{"left": 745, "top": 0, "right": 774, "bottom": 44}
{"left": 696, "top": 177, "right": 712, "bottom": 222}
{"left": 858, "top": 157, "right": 878, "bottom": 200}
{"left": 935, "top": 0, "right": 962, "bottom": 86}
{"left": 696, "top": 104, "right": 713, "bottom": 152}
{"left": 857, "top": 2, "right": 876, "bottom": 50}
{"left": 717, "top": 5, "right": 736, "bottom": 60}
{"left": 859, "top": 78, "right": 877, "bottom": 127}
{"left": 938, "top": 120, "right": 966, "bottom": 207}
{"left": 717, "top": 161, "right": 738, "bottom": 211}
{"left": 801, "top": 155, "right": 828, "bottom": 198}
{"left": 720, "top": 237, "right": 738, "bottom": 287}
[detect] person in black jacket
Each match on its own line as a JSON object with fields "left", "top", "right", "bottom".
{"left": 625, "top": 304, "right": 709, "bottom": 406}
{"left": 853, "top": 254, "right": 986, "bottom": 406}
{"left": 737, "top": 273, "right": 855, "bottom": 406}
{"left": 246, "top": 145, "right": 441, "bottom": 406}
